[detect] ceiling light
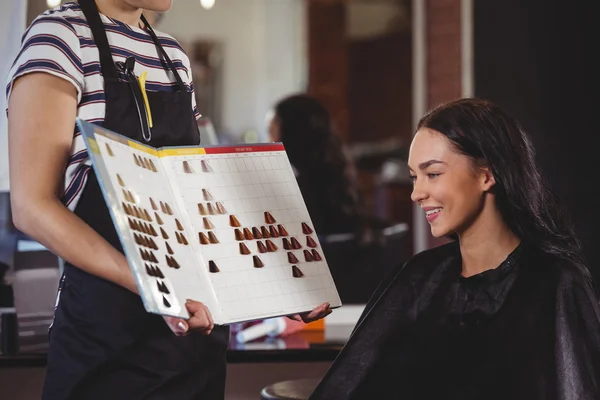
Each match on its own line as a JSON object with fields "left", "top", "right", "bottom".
{"left": 47, "top": 0, "right": 61, "bottom": 8}
{"left": 200, "top": 0, "right": 215, "bottom": 10}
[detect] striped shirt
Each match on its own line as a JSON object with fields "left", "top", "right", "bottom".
{"left": 6, "top": 2, "right": 200, "bottom": 210}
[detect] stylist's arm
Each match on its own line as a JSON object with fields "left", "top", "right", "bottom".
{"left": 7, "top": 73, "right": 210, "bottom": 335}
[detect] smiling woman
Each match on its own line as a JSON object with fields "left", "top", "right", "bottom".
{"left": 309, "top": 98, "right": 600, "bottom": 400}
{"left": 408, "top": 128, "right": 498, "bottom": 243}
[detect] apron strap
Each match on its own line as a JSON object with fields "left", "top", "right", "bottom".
{"left": 79, "top": 0, "right": 119, "bottom": 81}
{"left": 79, "top": 0, "right": 187, "bottom": 91}
{"left": 140, "top": 15, "right": 187, "bottom": 92}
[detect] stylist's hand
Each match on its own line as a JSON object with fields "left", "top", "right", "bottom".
{"left": 287, "top": 302, "right": 332, "bottom": 324}
{"left": 163, "top": 299, "right": 214, "bottom": 336}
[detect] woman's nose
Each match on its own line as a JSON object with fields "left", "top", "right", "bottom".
{"left": 410, "top": 181, "right": 427, "bottom": 203}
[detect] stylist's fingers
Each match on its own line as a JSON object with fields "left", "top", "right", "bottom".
{"left": 163, "top": 315, "right": 189, "bottom": 336}
{"left": 185, "top": 299, "right": 214, "bottom": 335}
{"left": 299, "top": 302, "right": 332, "bottom": 323}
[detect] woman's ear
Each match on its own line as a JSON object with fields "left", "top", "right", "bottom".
{"left": 480, "top": 166, "right": 496, "bottom": 191}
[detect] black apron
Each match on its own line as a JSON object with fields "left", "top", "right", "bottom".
{"left": 42, "top": 2, "right": 229, "bottom": 399}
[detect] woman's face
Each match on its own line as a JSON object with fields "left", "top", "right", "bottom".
{"left": 408, "top": 128, "right": 494, "bottom": 237}
{"left": 124, "top": 0, "right": 173, "bottom": 12}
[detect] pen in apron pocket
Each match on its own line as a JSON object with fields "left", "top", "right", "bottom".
{"left": 137, "top": 71, "right": 154, "bottom": 128}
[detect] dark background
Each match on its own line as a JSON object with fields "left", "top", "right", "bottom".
{"left": 474, "top": 0, "right": 599, "bottom": 289}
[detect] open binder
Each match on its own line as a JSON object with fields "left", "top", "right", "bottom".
{"left": 77, "top": 119, "right": 341, "bottom": 324}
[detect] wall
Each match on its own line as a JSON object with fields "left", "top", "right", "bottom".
{"left": 160, "top": 0, "right": 307, "bottom": 142}
{"left": 474, "top": 0, "right": 599, "bottom": 288}
{"left": 306, "top": 0, "right": 349, "bottom": 140}
{"left": 411, "top": 0, "right": 464, "bottom": 253}
{"left": 348, "top": 31, "right": 412, "bottom": 145}
{"left": 0, "top": 1, "right": 28, "bottom": 192}
{"left": 347, "top": 1, "right": 412, "bottom": 145}
{"left": 425, "top": 0, "right": 462, "bottom": 106}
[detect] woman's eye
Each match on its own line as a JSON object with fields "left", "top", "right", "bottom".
{"left": 427, "top": 173, "right": 440, "bottom": 179}
{"left": 409, "top": 175, "right": 416, "bottom": 183}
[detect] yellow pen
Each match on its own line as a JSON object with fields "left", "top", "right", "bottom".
{"left": 137, "top": 71, "right": 154, "bottom": 128}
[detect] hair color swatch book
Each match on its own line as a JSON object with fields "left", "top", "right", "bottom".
{"left": 77, "top": 119, "right": 342, "bottom": 324}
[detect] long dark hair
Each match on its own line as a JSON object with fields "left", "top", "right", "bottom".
{"left": 418, "top": 98, "right": 587, "bottom": 270}
{"left": 274, "top": 94, "right": 367, "bottom": 235}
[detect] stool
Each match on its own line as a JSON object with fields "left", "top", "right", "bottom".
{"left": 260, "top": 377, "right": 320, "bottom": 400}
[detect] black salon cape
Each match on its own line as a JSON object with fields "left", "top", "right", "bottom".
{"left": 310, "top": 242, "right": 600, "bottom": 400}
